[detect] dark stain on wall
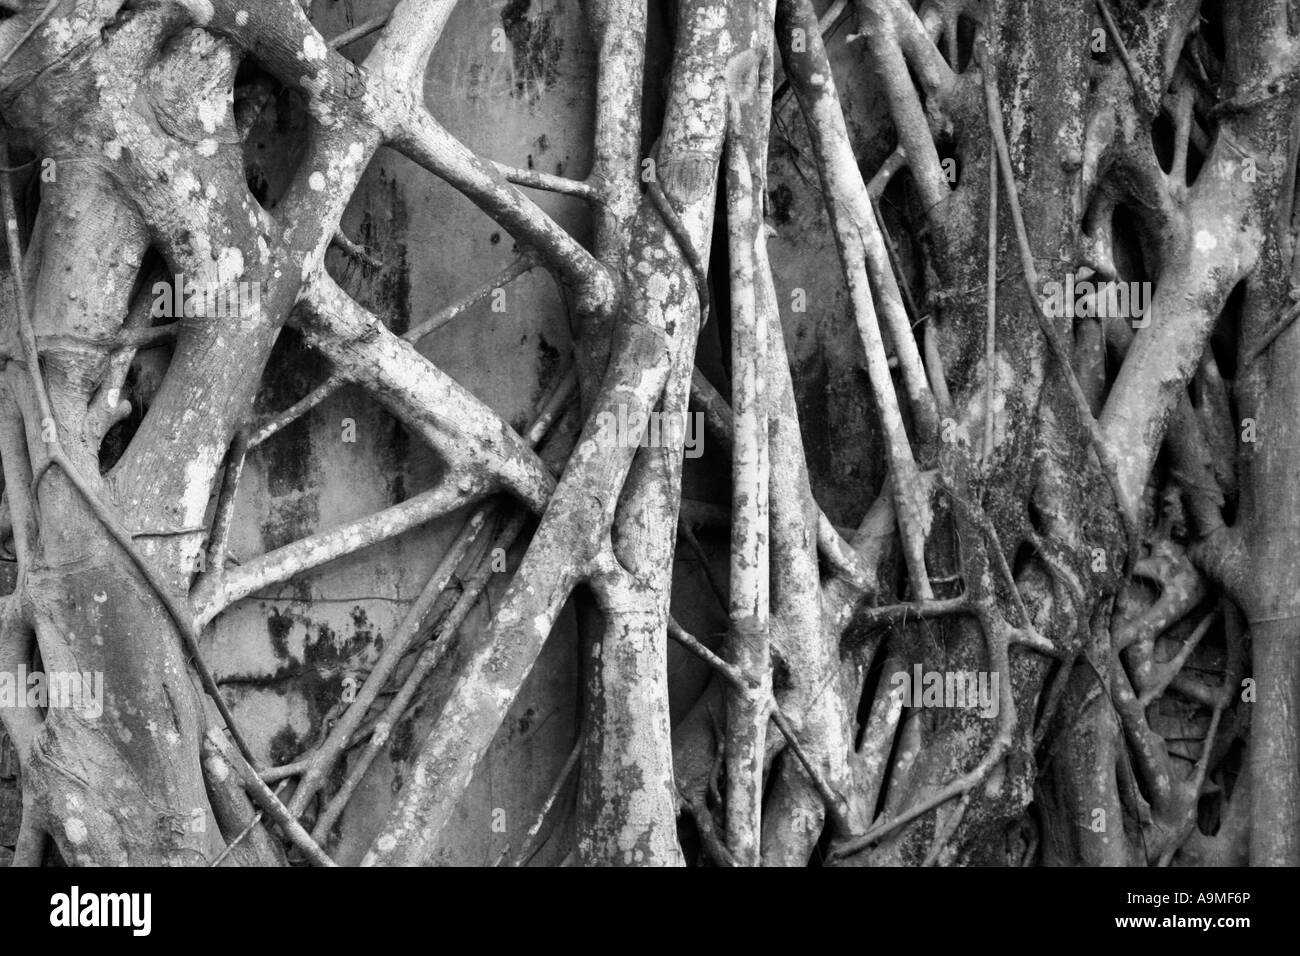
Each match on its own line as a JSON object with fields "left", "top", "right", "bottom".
{"left": 267, "top": 725, "right": 302, "bottom": 768}
{"left": 523, "top": 332, "right": 563, "bottom": 428}
{"left": 381, "top": 417, "right": 412, "bottom": 505}
{"left": 234, "top": 605, "right": 388, "bottom": 765}
{"left": 768, "top": 181, "right": 795, "bottom": 225}
{"left": 353, "top": 170, "right": 412, "bottom": 335}
{"left": 793, "top": 350, "right": 884, "bottom": 528}
{"left": 338, "top": 166, "right": 417, "bottom": 503}
{"left": 501, "top": 0, "right": 564, "bottom": 101}
{"left": 253, "top": 328, "right": 325, "bottom": 549}
{"left": 267, "top": 606, "right": 294, "bottom": 661}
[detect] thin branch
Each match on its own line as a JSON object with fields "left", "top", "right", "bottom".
{"left": 722, "top": 101, "right": 771, "bottom": 865}
{"left": 203, "top": 729, "right": 337, "bottom": 867}
{"left": 287, "top": 506, "right": 495, "bottom": 818}
{"left": 983, "top": 142, "right": 999, "bottom": 463}
{"left": 250, "top": 254, "right": 535, "bottom": 448}
{"left": 667, "top": 618, "right": 851, "bottom": 836}
{"left": 853, "top": 595, "right": 969, "bottom": 629}
{"left": 1157, "top": 702, "right": 1225, "bottom": 867}
{"left": 384, "top": 106, "right": 616, "bottom": 314}
{"left": 691, "top": 368, "right": 878, "bottom": 592}
{"left": 493, "top": 162, "right": 600, "bottom": 202}
{"left": 313, "top": 509, "right": 530, "bottom": 842}
{"left": 668, "top": 616, "right": 755, "bottom": 692}
{"left": 296, "top": 273, "right": 556, "bottom": 511}
{"left": 1170, "top": 81, "right": 1195, "bottom": 188}
{"left": 208, "top": 780, "right": 290, "bottom": 868}
{"left": 867, "top": 146, "right": 907, "bottom": 199}
{"left": 1096, "top": 0, "right": 1152, "bottom": 112}
{"left": 202, "top": 427, "right": 249, "bottom": 583}
{"left": 1137, "top": 610, "right": 1217, "bottom": 707}
{"left": 331, "top": 229, "right": 383, "bottom": 269}
{"left": 193, "top": 481, "right": 479, "bottom": 627}
{"left": 506, "top": 723, "right": 585, "bottom": 867}
{"left": 328, "top": 12, "right": 391, "bottom": 50}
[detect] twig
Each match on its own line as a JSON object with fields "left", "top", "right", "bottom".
{"left": 286, "top": 504, "right": 494, "bottom": 818}
{"left": 1156, "top": 701, "right": 1224, "bottom": 867}
{"left": 922, "top": 792, "right": 971, "bottom": 866}
{"left": 312, "top": 509, "right": 530, "bottom": 841}
{"left": 668, "top": 616, "right": 756, "bottom": 692}
{"left": 331, "top": 228, "right": 383, "bottom": 269}
{"left": 209, "top": 780, "right": 290, "bottom": 867}
{"left": 853, "top": 595, "right": 969, "bottom": 629}
{"left": 202, "top": 427, "right": 250, "bottom": 582}
{"left": 493, "top": 162, "right": 600, "bottom": 202}
{"left": 722, "top": 110, "right": 770, "bottom": 864}
{"left": 1138, "top": 609, "right": 1217, "bottom": 707}
{"left": 0, "top": 0, "right": 62, "bottom": 73}
{"left": 204, "top": 730, "right": 336, "bottom": 867}
{"left": 683, "top": 790, "right": 736, "bottom": 867}
{"left": 1240, "top": 299, "right": 1300, "bottom": 369}
{"left": 250, "top": 254, "right": 535, "bottom": 447}
{"left": 667, "top": 617, "right": 851, "bottom": 835}
{"left": 677, "top": 520, "right": 728, "bottom": 610}
{"left": 1095, "top": 0, "right": 1151, "bottom": 112}
{"left": 983, "top": 140, "right": 998, "bottom": 464}
{"left": 506, "top": 723, "right": 585, "bottom": 866}
{"left": 770, "top": 708, "right": 852, "bottom": 835}
{"left": 866, "top": 147, "right": 907, "bottom": 199}
{"left": 328, "top": 13, "right": 391, "bottom": 50}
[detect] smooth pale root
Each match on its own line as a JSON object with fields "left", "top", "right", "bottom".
{"left": 567, "top": 0, "right": 731, "bottom": 868}
{"left": 722, "top": 32, "right": 772, "bottom": 865}
{"left": 777, "top": 0, "right": 935, "bottom": 601}
{"left": 1099, "top": 181, "right": 1263, "bottom": 520}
